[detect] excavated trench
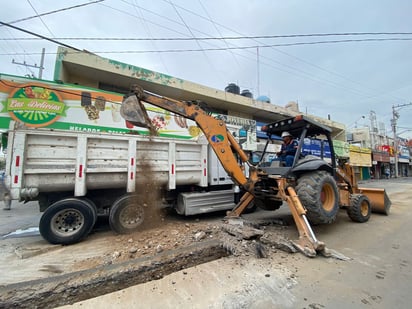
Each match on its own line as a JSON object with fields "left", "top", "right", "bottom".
{"left": 0, "top": 239, "right": 228, "bottom": 309}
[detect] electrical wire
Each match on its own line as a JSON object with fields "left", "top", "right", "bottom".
{"left": 4, "top": 0, "right": 410, "bottom": 105}
{"left": 26, "top": 0, "right": 55, "bottom": 38}
{"left": 94, "top": 0, "right": 412, "bottom": 104}
{"left": 2, "top": 2, "right": 410, "bottom": 114}
{"left": 3, "top": 0, "right": 105, "bottom": 26}
{"left": 167, "top": 0, "right": 221, "bottom": 82}
{"left": 0, "top": 21, "right": 80, "bottom": 51}
{"left": 198, "top": 0, "right": 241, "bottom": 70}
{"left": 1, "top": 18, "right": 410, "bottom": 101}
{"left": 158, "top": 0, "right": 411, "bottom": 104}
{"left": 2, "top": 36, "right": 411, "bottom": 55}
{"left": 132, "top": 0, "right": 170, "bottom": 74}
{"left": 3, "top": 32, "right": 412, "bottom": 41}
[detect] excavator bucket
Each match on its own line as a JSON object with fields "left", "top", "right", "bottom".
{"left": 359, "top": 187, "right": 391, "bottom": 215}
{"left": 121, "top": 94, "right": 158, "bottom": 135}
{"left": 121, "top": 95, "right": 150, "bottom": 127}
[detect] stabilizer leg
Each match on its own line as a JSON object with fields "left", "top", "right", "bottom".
{"left": 283, "top": 184, "right": 330, "bottom": 258}
{"left": 226, "top": 192, "right": 254, "bottom": 217}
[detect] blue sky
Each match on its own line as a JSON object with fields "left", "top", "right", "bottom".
{"left": 1, "top": 0, "right": 411, "bottom": 137}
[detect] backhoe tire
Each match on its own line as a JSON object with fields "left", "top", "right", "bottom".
{"left": 39, "top": 198, "right": 97, "bottom": 245}
{"left": 254, "top": 198, "right": 282, "bottom": 211}
{"left": 296, "top": 171, "right": 339, "bottom": 225}
{"left": 243, "top": 201, "right": 258, "bottom": 214}
{"left": 347, "top": 194, "right": 371, "bottom": 223}
{"left": 109, "top": 195, "right": 145, "bottom": 234}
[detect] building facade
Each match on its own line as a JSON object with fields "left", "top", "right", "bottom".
{"left": 349, "top": 127, "right": 411, "bottom": 179}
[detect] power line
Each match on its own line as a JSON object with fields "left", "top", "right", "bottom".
{"left": 26, "top": 0, "right": 55, "bottom": 38}
{"left": 131, "top": 0, "right": 170, "bottom": 74}
{"left": 2, "top": 19, "right": 410, "bottom": 99}
{"left": 2, "top": 37, "right": 411, "bottom": 55}
{"left": 152, "top": 0, "right": 409, "bottom": 102}
{"left": 3, "top": 0, "right": 105, "bottom": 26}
{"left": 97, "top": 0, "right": 408, "bottom": 102}
{"left": 167, "top": 0, "right": 221, "bottom": 82}
{"left": 2, "top": 1, "right": 410, "bottom": 107}
{"left": 0, "top": 21, "right": 80, "bottom": 51}
{"left": 3, "top": 32, "right": 412, "bottom": 41}
{"left": 198, "top": 0, "right": 241, "bottom": 70}
{"left": 2, "top": 22, "right": 411, "bottom": 55}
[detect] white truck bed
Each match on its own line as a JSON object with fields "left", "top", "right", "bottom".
{"left": 5, "top": 125, "right": 208, "bottom": 202}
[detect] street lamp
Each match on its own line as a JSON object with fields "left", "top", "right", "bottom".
{"left": 354, "top": 115, "right": 366, "bottom": 128}
{"left": 333, "top": 115, "right": 366, "bottom": 140}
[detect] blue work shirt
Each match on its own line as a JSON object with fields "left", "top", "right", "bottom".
{"left": 280, "top": 139, "right": 298, "bottom": 156}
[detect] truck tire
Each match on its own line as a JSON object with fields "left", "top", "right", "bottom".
{"left": 109, "top": 195, "right": 145, "bottom": 234}
{"left": 296, "top": 171, "right": 339, "bottom": 225}
{"left": 347, "top": 194, "right": 371, "bottom": 223}
{"left": 80, "top": 197, "right": 98, "bottom": 226}
{"left": 39, "top": 198, "right": 97, "bottom": 245}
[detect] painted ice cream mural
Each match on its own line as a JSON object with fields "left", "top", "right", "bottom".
{"left": 0, "top": 74, "right": 201, "bottom": 139}
{"left": 0, "top": 74, "right": 256, "bottom": 149}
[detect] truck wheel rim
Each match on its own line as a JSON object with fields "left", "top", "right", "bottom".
{"left": 119, "top": 205, "right": 144, "bottom": 228}
{"left": 51, "top": 208, "right": 84, "bottom": 236}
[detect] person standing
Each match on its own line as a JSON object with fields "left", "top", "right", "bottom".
{"left": 277, "top": 131, "right": 298, "bottom": 167}
{"left": 385, "top": 166, "right": 390, "bottom": 179}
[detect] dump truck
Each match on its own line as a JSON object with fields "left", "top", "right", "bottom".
{"left": 2, "top": 122, "right": 256, "bottom": 244}
{"left": 120, "top": 86, "right": 391, "bottom": 257}
{"left": 0, "top": 74, "right": 257, "bottom": 245}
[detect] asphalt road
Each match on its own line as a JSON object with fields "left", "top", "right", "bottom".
{"left": 56, "top": 177, "right": 412, "bottom": 309}
{"left": 1, "top": 178, "right": 411, "bottom": 308}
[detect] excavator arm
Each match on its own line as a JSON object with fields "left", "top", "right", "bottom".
{"left": 120, "top": 86, "right": 329, "bottom": 257}
{"left": 121, "top": 86, "right": 258, "bottom": 214}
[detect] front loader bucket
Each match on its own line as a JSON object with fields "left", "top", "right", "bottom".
{"left": 359, "top": 187, "right": 391, "bottom": 215}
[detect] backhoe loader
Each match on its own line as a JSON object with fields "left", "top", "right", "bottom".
{"left": 120, "top": 86, "right": 391, "bottom": 257}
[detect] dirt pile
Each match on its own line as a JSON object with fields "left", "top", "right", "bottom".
{"left": 74, "top": 215, "right": 294, "bottom": 272}
{"left": 74, "top": 220, "right": 221, "bottom": 271}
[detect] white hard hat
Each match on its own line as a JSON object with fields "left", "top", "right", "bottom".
{"left": 281, "top": 131, "right": 292, "bottom": 138}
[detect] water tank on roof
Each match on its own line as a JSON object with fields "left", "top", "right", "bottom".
{"left": 257, "top": 95, "right": 271, "bottom": 103}
{"left": 241, "top": 89, "right": 253, "bottom": 98}
{"left": 225, "top": 83, "right": 240, "bottom": 94}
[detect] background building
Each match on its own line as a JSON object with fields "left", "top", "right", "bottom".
{"left": 53, "top": 46, "right": 346, "bottom": 138}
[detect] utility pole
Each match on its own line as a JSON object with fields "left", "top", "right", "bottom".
{"left": 392, "top": 106, "right": 399, "bottom": 177}
{"left": 12, "top": 48, "right": 45, "bottom": 79}
{"left": 391, "top": 102, "right": 412, "bottom": 178}
{"left": 256, "top": 46, "right": 260, "bottom": 97}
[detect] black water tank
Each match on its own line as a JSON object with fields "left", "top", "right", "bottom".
{"left": 241, "top": 89, "right": 253, "bottom": 98}
{"left": 225, "top": 83, "right": 240, "bottom": 94}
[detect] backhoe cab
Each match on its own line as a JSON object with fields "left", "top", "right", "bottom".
{"left": 121, "top": 88, "right": 391, "bottom": 258}
{"left": 243, "top": 115, "right": 391, "bottom": 256}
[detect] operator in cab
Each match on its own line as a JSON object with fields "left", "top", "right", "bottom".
{"left": 277, "top": 131, "right": 298, "bottom": 167}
